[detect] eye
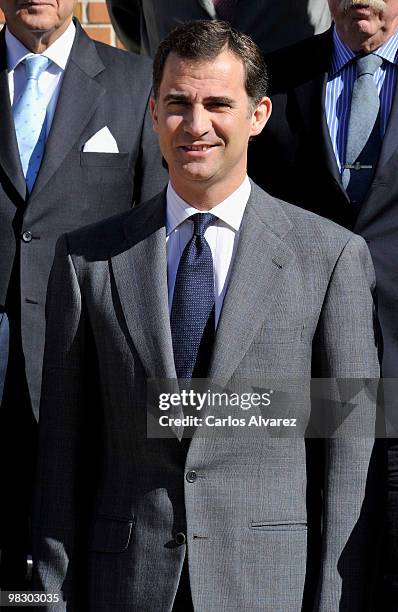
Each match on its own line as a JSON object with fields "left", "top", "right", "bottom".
{"left": 207, "top": 102, "right": 231, "bottom": 110}
{"left": 167, "top": 100, "right": 189, "bottom": 107}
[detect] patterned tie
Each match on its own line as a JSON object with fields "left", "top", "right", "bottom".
{"left": 212, "top": 0, "right": 236, "bottom": 22}
{"left": 13, "top": 55, "right": 51, "bottom": 192}
{"left": 342, "top": 53, "right": 383, "bottom": 206}
{"left": 170, "top": 213, "right": 216, "bottom": 380}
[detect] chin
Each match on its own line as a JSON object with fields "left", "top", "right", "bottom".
{"left": 18, "top": 8, "right": 57, "bottom": 27}
{"left": 180, "top": 164, "right": 214, "bottom": 181}
{"left": 19, "top": 20, "right": 56, "bottom": 31}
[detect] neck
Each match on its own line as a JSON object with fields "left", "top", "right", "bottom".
{"left": 170, "top": 173, "right": 247, "bottom": 211}
{"left": 7, "top": 18, "right": 73, "bottom": 53}
{"left": 351, "top": 34, "right": 388, "bottom": 53}
{"left": 336, "top": 23, "right": 398, "bottom": 54}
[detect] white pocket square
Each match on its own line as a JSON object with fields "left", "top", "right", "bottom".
{"left": 82, "top": 127, "right": 119, "bottom": 153}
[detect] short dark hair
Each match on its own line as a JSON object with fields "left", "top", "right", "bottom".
{"left": 153, "top": 20, "right": 268, "bottom": 105}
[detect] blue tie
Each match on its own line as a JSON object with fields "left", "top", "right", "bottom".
{"left": 13, "top": 55, "right": 51, "bottom": 192}
{"left": 171, "top": 213, "right": 216, "bottom": 380}
{"left": 342, "top": 53, "right": 383, "bottom": 206}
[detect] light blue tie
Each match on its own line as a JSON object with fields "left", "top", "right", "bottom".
{"left": 13, "top": 55, "right": 51, "bottom": 192}
{"left": 342, "top": 53, "right": 383, "bottom": 204}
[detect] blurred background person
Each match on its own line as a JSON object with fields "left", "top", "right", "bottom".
{"left": 106, "top": 0, "right": 331, "bottom": 56}
{"left": 0, "top": 0, "right": 166, "bottom": 589}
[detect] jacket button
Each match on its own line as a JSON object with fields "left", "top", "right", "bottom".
{"left": 21, "top": 231, "right": 32, "bottom": 243}
{"left": 174, "top": 532, "right": 186, "bottom": 545}
{"left": 186, "top": 470, "right": 197, "bottom": 483}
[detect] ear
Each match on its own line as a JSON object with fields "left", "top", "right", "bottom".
{"left": 249, "top": 97, "right": 272, "bottom": 137}
{"left": 150, "top": 96, "right": 159, "bottom": 133}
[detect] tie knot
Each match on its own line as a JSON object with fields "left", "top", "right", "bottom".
{"left": 356, "top": 53, "right": 383, "bottom": 77}
{"left": 191, "top": 213, "right": 216, "bottom": 236}
{"left": 24, "top": 55, "right": 50, "bottom": 80}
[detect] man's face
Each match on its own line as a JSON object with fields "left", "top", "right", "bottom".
{"left": 0, "top": 0, "right": 77, "bottom": 47}
{"left": 150, "top": 49, "right": 271, "bottom": 202}
{"left": 328, "top": 0, "right": 398, "bottom": 51}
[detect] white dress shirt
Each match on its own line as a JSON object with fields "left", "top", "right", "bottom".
{"left": 6, "top": 21, "right": 76, "bottom": 138}
{"left": 166, "top": 176, "right": 251, "bottom": 326}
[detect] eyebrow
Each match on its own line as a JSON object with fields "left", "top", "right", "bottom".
{"left": 163, "top": 93, "right": 235, "bottom": 105}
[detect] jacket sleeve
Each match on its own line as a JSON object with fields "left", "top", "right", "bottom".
{"left": 312, "top": 234, "right": 383, "bottom": 611}
{"left": 32, "top": 235, "right": 94, "bottom": 611}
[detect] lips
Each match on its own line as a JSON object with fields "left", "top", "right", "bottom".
{"left": 182, "top": 145, "right": 214, "bottom": 151}
{"left": 18, "top": 1, "right": 53, "bottom": 6}
{"left": 180, "top": 143, "right": 217, "bottom": 149}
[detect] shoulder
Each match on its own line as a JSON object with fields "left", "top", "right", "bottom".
{"left": 282, "top": 198, "right": 370, "bottom": 264}
{"left": 254, "top": 185, "right": 375, "bottom": 288}
{"left": 58, "top": 210, "right": 130, "bottom": 263}
{"left": 93, "top": 39, "right": 153, "bottom": 75}
{"left": 73, "top": 19, "right": 153, "bottom": 77}
{"left": 63, "top": 190, "right": 165, "bottom": 260}
{"left": 250, "top": 181, "right": 367, "bottom": 257}
{"left": 92, "top": 40, "right": 153, "bottom": 91}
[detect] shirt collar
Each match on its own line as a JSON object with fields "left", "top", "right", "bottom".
{"left": 330, "top": 24, "right": 398, "bottom": 77}
{"left": 166, "top": 175, "right": 251, "bottom": 236}
{"left": 5, "top": 20, "right": 76, "bottom": 72}
{"left": 330, "top": 27, "right": 355, "bottom": 76}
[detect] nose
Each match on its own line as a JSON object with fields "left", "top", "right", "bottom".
{"left": 184, "top": 104, "right": 211, "bottom": 138}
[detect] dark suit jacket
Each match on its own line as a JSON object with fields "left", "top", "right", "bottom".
{"left": 33, "top": 183, "right": 381, "bottom": 611}
{"left": 106, "top": 0, "right": 331, "bottom": 57}
{"left": 0, "top": 20, "right": 167, "bottom": 418}
{"left": 0, "top": 312, "right": 8, "bottom": 404}
{"left": 249, "top": 27, "right": 398, "bottom": 379}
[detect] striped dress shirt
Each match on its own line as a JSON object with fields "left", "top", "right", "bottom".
{"left": 325, "top": 27, "right": 398, "bottom": 172}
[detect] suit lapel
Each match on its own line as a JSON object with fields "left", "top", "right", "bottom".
{"left": 319, "top": 78, "right": 344, "bottom": 186}
{"left": 111, "top": 193, "right": 184, "bottom": 439}
{"left": 292, "top": 31, "right": 344, "bottom": 191}
{"left": 29, "top": 21, "right": 106, "bottom": 201}
{"left": 111, "top": 187, "right": 294, "bottom": 437}
{"left": 374, "top": 78, "right": 398, "bottom": 171}
{"left": 110, "top": 192, "right": 176, "bottom": 381}
{"left": 294, "top": 73, "right": 339, "bottom": 184}
{"left": 0, "top": 31, "right": 26, "bottom": 201}
{"left": 208, "top": 184, "right": 294, "bottom": 382}
{"left": 353, "top": 57, "right": 398, "bottom": 230}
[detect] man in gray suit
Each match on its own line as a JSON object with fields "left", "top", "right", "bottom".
{"left": 0, "top": 0, "right": 167, "bottom": 589}
{"left": 34, "top": 20, "right": 380, "bottom": 611}
{"left": 107, "top": 0, "right": 331, "bottom": 56}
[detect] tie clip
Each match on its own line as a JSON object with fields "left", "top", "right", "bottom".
{"left": 344, "top": 162, "right": 372, "bottom": 170}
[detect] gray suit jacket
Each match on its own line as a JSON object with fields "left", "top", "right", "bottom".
{"left": 33, "top": 183, "right": 380, "bottom": 611}
{"left": 0, "top": 19, "right": 167, "bottom": 418}
{"left": 106, "top": 0, "right": 331, "bottom": 57}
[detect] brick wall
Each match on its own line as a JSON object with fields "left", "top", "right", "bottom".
{"left": 0, "top": 1, "right": 124, "bottom": 49}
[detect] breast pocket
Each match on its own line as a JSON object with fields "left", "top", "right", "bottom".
{"left": 249, "top": 520, "right": 307, "bottom": 532}
{"left": 89, "top": 515, "right": 135, "bottom": 553}
{"left": 80, "top": 152, "right": 130, "bottom": 167}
